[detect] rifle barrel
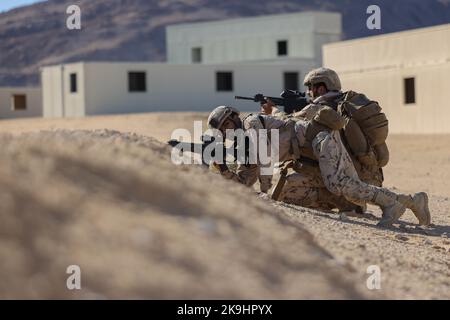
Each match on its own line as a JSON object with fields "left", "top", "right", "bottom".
{"left": 234, "top": 96, "right": 255, "bottom": 101}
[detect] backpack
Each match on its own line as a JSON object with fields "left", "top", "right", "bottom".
{"left": 337, "top": 91, "right": 390, "bottom": 186}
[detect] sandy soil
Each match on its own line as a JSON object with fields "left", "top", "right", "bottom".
{"left": 0, "top": 112, "right": 448, "bottom": 299}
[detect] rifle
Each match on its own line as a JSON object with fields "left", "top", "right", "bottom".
{"left": 168, "top": 135, "right": 250, "bottom": 173}
{"left": 235, "top": 90, "right": 309, "bottom": 114}
{"left": 270, "top": 160, "right": 294, "bottom": 201}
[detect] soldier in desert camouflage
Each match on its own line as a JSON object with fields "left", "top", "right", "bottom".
{"left": 207, "top": 68, "right": 431, "bottom": 227}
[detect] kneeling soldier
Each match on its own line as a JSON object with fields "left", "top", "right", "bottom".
{"left": 207, "top": 98, "right": 431, "bottom": 227}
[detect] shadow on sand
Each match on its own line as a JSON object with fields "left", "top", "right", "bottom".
{"left": 279, "top": 203, "right": 450, "bottom": 239}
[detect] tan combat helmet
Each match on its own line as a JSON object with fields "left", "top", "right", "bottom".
{"left": 303, "top": 67, "right": 342, "bottom": 91}
{"left": 207, "top": 106, "right": 241, "bottom": 130}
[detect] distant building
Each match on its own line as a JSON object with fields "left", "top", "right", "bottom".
{"left": 323, "top": 23, "right": 450, "bottom": 134}
{"left": 0, "top": 87, "right": 42, "bottom": 119}
{"left": 41, "top": 61, "right": 314, "bottom": 117}
{"left": 40, "top": 11, "right": 342, "bottom": 118}
{"left": 166, "top": 12, "right": 341, "bottom": 66}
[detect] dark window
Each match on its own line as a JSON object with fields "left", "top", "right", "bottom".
{"left": 404, "top": 77, "right": 416, "bottom": 104}
{"left": 284, "top": 72, "right": 299, "bottom": 91}
{"left": 128, "top": 72, "right": 147, "bottom": 92}
{"left": 192, "top": 47, "right": 202, "bottom": 63}
{"left": 12, "top": 94, "right": 27, "bottom": 111}
{"left": 277, "top": 40, "right": 288, "bottom": 56}
{"left": 70, "top": 73, "right": 77, "bottom": 93}
{"left": 216, "top": 72, "right": 233, "bottom": 92}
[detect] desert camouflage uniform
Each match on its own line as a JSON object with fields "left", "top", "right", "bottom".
{"left": 224, "top": 92, "right": 401, "bottom": 210}
{"left": 221, "top": 114, "right": 292, "bottom": 193}
{"left": 280, "top": 165, "right": 337, "bottom": 210}
{"left": 269, "top": 93, "right": 359, "bottom": 210}
{"left": 210, "top": 60, "right": 431, "bottom": 225}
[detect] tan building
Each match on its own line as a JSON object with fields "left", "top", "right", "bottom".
{"left": 0, "top": 87, "right": 42, "bottom": 119}
{"left": 167, "top": 11, "right": 341, "bottom": 65}
{"left": 41, "top": 61, "right": 314, "bottom": 117}
{"left": 323, "top": 23, "right": 450, "bottom": 134}
{"left": 41, "top": 12, "right": 342, "bottom": 118}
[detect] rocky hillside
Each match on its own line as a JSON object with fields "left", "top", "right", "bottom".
{"left": 1, "top": 0, "right": 449, "bottom": 86}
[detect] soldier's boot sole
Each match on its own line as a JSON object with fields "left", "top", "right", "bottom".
{"left": 376, "top": 202, "right": 406, "bottom": 227}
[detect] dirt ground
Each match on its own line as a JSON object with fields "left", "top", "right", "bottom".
{"left": 0, "top": 112, "right": 448, "bottom": 299}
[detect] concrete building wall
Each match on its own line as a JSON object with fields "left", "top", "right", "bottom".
{"left": 167, "top": 12, "right": 341, "bottom": 65}
{"left": 323, "top": 23, "right": 450, "bottom": 134}
{"left": 42, "top": 63, "right": 86, "bottom": 118}
{"left": 0, "top": 87, "right": 42, "bottom": 119}
{"left": 42, "top": 61, "right": 316, "bottom": 117}
{"left": 42, "top": 65, "right": 63, "bottom": 118}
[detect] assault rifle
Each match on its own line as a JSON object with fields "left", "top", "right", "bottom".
{"left": 235, "top": 90, "right": 309, "bottom": 114}
{"left": 168, "top": 135, "right": 250, "bottom": 173}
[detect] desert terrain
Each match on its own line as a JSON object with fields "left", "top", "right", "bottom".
{"left": 0, "top": 112, "right": 448, "bottom": 299}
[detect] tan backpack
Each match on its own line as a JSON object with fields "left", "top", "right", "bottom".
{"left": 338, "top": 91, "right": 390, "bottom": 185}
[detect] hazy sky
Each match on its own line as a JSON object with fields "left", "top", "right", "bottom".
{"left": 0, "top": 0, "right": 46, "bottom": 13}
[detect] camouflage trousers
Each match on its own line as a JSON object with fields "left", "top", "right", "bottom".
{"left": 281, "top": 130, "right": 396, "bottom": 209}
{"left": 281, "top": 166, "right": 340, "bottom": 210}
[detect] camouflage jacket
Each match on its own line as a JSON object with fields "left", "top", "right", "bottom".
{"left": 221, "top": 113, "right": 309, "bottom": 193}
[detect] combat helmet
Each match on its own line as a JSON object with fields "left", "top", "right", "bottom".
{"left": 207, "top": 106, "right": 241, "bottom": 130}
{"left": 303, "top": 67, "right": 342, "bottom": 91}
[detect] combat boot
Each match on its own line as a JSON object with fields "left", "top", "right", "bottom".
{"left": 372, "top": 191, "right": 406, "bottom": 227}
{"left": 397, "top": 193, "right": 431, "bottom": 226}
